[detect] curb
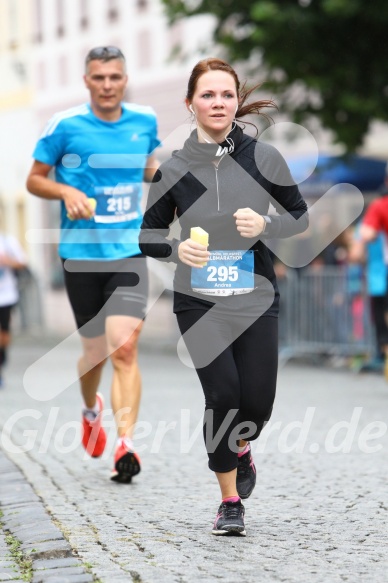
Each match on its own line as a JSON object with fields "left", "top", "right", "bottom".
{"left": 0, "top": 449, "right": 95, "bottom": 583}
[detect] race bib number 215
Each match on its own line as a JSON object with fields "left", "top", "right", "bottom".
{"left": 93, "top": 184, "right": 140, "bottom": 224}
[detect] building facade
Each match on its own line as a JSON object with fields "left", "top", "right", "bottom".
{"left": 0, "top": 0, "right": 215, "bottom": 329}
{"left": 0, "top": 0, "right": 34, "bottom": 246}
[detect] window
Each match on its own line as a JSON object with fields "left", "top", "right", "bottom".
{"left": 56, "top": 0, "right": 65, "bottom": 37}
{"left": 33, "top": 0, "right": 43, "bottom": 43}
{"left": 137, "top": 0, "right": 148, "bottom": 12}
{"left": 8, "top": 1, "right": 19, "bottom": 49}
{"left": 80, "top": 0, "right": 89, "bottom": 30}
{"left": 137, "top": 30, "right": 151, "bottom": 69}
{"left": 107, "top": 0, "right": 119, "bottom": 22}
{"left": 36, "top": 61, "right": 46, "bottom": 90}
{"left": 58, "top": 55, "right": 68, "bottom": 86}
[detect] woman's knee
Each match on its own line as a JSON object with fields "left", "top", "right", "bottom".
{"left": 240, "top": 404, "right": 274, "bottom": 440}
{"left": 204, "top": 384, "right": 240, "bottom": 413}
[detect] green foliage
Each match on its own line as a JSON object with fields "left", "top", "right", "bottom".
{"left": 162, "top": 0, "right": 388, "bottom": 151}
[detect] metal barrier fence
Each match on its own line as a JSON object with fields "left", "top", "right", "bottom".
{"left": 278, "top": 266, "right": 376, "bottom": 364}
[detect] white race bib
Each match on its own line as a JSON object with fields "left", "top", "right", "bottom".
{"left": 93, "top": 184, "right": 140, "bottom": 224}
{"left": 191, "top": 250, "right": 254, "bottom": 296}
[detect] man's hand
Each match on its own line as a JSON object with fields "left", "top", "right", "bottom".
{"left": 27, "top": 160, "right": 93, "bottom": 220}
{"left": 178, "top": 239, "right": 210, "bottom": 268}
{"left": 234, "top": 208, "right": 266, "bottom": 238}
{"left": 62, "top": 186, "right": 95, "bottom": 220}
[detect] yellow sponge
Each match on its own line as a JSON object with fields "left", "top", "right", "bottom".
{"left": 190, "top": 227, "right": 209, "bottom": 266}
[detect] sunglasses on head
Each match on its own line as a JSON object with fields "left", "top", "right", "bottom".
{"left": 86, "top": 46, "right": 125, "bottom": 60}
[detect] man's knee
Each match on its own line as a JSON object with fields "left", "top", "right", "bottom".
{"left": 110, "top": 330, "right": 141, "bottom": 366}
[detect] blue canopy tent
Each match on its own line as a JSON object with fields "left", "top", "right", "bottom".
{"left": 287, "top": 155, "right": 387, "bottom": 197}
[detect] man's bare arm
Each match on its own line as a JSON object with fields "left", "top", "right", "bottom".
{"left": 26, "top": 161, "right": 64, "bottom": 200}
{"left": 26, "top": 161, "right": 94, "bottom": 219}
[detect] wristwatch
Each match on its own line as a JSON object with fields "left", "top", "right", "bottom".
{"left": 262, "top": 215, "right": 272, "bottom": 235}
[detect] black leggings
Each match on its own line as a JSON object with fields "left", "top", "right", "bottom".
{"left": 176, "top": 309, "right": 278, "bottom": 473}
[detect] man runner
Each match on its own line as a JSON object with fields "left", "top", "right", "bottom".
{"left": 27, "top": 46, "right": 160, "bottom": 482}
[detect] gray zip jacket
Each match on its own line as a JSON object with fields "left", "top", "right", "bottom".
{"left": 139, "top": 125, "right": 308, "bottom": 315}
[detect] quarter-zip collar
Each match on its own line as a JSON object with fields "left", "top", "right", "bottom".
{"left": 178, "top": 124, "right": 245, "bottom": 169}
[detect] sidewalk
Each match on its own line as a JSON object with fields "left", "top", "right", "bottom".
{"left": 1, "top": 333, "right": 388, "bottom": 582}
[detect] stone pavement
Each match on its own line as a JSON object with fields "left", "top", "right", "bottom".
{"left": 0, "top": 332, "right": 388, "bottom": 583}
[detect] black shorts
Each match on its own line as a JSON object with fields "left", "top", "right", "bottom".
{"left": 0, "top": 305, "right": 14, "bottom": 332}
{"left": 62, "top": 255, "right": 148, "bottom": 338}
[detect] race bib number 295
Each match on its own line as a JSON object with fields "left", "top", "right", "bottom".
{"left": 191, "top": 250, "right": 254, "bottom": 296}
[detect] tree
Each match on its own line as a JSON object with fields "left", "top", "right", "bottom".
{"left": 162, "top": 0, "right": 388, "bottom": 152}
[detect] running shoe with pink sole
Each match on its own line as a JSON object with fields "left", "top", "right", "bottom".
{"left": 212, "top": 499, "right": 246, "bottom": 536}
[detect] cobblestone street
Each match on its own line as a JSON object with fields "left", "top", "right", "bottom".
{"left": 0, "top": 336, "right": 387, "bottom": 582}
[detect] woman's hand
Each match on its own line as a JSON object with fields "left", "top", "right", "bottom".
{"left": 233, "top": 208, "right": 266, "bottom": 238}
{"left": 61, "top": 186, "right": 95, "bottom": 220}
{"left": 178, "top": 239, "right": 210, "bottom": 267}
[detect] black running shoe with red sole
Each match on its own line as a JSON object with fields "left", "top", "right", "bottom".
{"left": 111, "top": 445, "right": 141, "bottom": 484}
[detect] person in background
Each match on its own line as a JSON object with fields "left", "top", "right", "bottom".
{"left": 349, "top": 227, "right": 388, "bottom": 373}
{"left": 353, "top": 170, "right": 388, "bottom": 375}
{"left": 140, "top": 57, "right": 308, "bottom": 536}
{"left": 0, "top": 230, "right": 28, "bottom": 386}
{"left": 26, "top": 46, "right": 160, "bottom": 482}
